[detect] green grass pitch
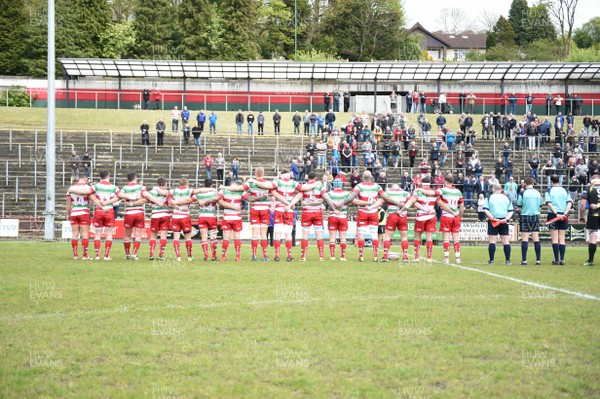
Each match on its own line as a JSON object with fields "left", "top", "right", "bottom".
{"left": 1, "top": 242, "right": 599, "bottom": 398}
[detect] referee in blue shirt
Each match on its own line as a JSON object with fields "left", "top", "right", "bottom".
{"left": 484, "top": 184, "right": 514, "bottom": 265}
{"left": 545, "top": 175, "right": 573, "bottom": 265}
{"left": 517, "top": 177, "right": 543, "bottom": 265}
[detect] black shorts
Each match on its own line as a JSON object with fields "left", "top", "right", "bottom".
{"left": 378, "top": 225, "right": 386, "bottom": 235}
{"left": 520, "top": 215, "right": 540, "bottom": 233}
{"left": 586, "top": 212, "right": 600, "bottom": 230}
{"left": 547, "top": 213, "right": 568, "bottom": 231}
{"left": 487, "top": 220, "right": 510, "bottom": 236}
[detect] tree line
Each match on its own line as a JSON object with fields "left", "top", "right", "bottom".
{"left": 0, "top": 0, "right": 418, "bottom": 78}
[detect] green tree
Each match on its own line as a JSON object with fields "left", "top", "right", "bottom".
{"left": 487, "top": 16, "right": 517, "bottom": 49}
{"left": 573, "top": 17, "right": 600, "bottom": 49}
{"left": 522, "top": 38, "right": 562, "bottom": 60}
{"left": 99, "top": 21, "right": 136, "bottom": 58}
{"left": 320, "top": 0, "right": 407, "bottom": 61}
{"left": 217, "top": 0, "right": 260, "bottom": 60}
{"left": 0, "top": 0, "right": 25, "bottom": 75}
{"left": 255, "top": 0, "right": 295, "bottom": 59}
{"left": 524, "top": 2, "right": 556, "bottom": 43}
{"left": 133, "top": 0, "right": 176, "bottom": 59}
{"left": 22, "top": 0, "right": 112, "bottom": 77}
{"left": 176, "top": 0, "right": 214, "bottom": 60}
{"left": 507, "top": 0, "right": 529, "bottom": 45}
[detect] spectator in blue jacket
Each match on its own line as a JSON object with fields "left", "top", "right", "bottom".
{"left": 182, "top": 106, "right": 190, "bottom": 124}
{"left": 209, "top": 111, "right": 217, "bottom": 134}
{"left": 317, "top": 113, "right": 325, "bottom": 138}
{"left": 291, "top": 160, "right": 300, "bottom": 181}
{"left": 196, "top": 110, "right": 206, "bottom": 132}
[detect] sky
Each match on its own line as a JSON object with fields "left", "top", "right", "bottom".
{"left": 403, "top": 0, "right": 599, "bottom": 32}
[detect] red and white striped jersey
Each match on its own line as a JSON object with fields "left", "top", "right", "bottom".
{"left": 121, "top": 182, "right": 148, "bottom": 215}
{"left": 67, "top": 183, "right": 93, "bottom": 217}
{"left": 272, "top": 179, "right": 301, "bottom": 210}
{"left": 353, "top": 182, "right": 383, "bottom": 214}
{"left": 170, "top": 186, "right": 194, "bottom": 219}
{"left": 412, "top": 189, "right": 440, "bottom": 221}
{"left": 300, "top": 181, "right": 326, "bottom": 212}
{"left": 219, "top": 189, "right": 247, "bottom": 221}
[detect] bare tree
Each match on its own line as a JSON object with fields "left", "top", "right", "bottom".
{"left": 548, "top": 0, "right": 579, "bottom": 57}
{"left": 477, "top": 9, "right": 500, "bottom": 33}
{"left": 436, "top": 7, "right": 476, "bottom": 34}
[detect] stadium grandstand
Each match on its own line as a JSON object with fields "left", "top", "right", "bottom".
{"left": 0, "top": 60, "right": 599, "bottom": 240}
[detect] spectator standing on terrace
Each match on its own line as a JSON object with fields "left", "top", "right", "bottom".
{"left": 333, "top": 90, "right": 341, "bottom": 112}
{"left": 459, "top": 92, "right": 466, "bottom": 114}
{"left": 215, "top": 153, "right": 225, "bottom": 183}
{"left": 142, "top": 88, "right": 150, "bottom": 110}
{"left": 525, "top": 93, "right": 535, "bottom": 114}
{"left": 350, "top": 169, "right": 361, "bottom": 188}
{"left": 306, "top": 138, "right": 316, "bottom": 158}
{"left": 343, "top": 91, "right": 350, "bottom": 112}
{"left": 171, "top": 106, "right": 180, "bottom": 133}
{"left": 324, "top": 92, "right": 330, "bottom": 111}
{"left": 436, "top": 114, "right": 446, "bottom": 131}
{"left": 317, "top": 113, "right": 325, "bottom": 137}
{"left": 545, "top": 93, "right": 554, "bottom": 115}
{"left": 209, "top": 111, "right": 217, "bottom": 134}
{"left": 529, "top": 154, "right": 540, "bottom": 183}
{"left": 181, "top": 106, "right": 190, "bottom": 125}
{"left": 303, "top": 110, "right": 311, "bottom": 136}
{"left": 257, "top": 111, "right": 265, "bottom": 135}
{"left": 191, "top": 123, "right": 201, "bottom": 147}
{"left": 401, "top": 171, "right": 412, "bottom": 191}
{"left": 390, "top": 91, "right": 398, "bottom": 113}
{"left": 273, "top": 110, "right": 281, "bottom": 135}
{"left": 508, "top": 93, "right": 517, "bottom": 115}
{"left": 156, "top": 118, "right": 166, "bottom": 146}
{"left": 231, "top": 157, "right": 240, "bottom": 180}
{"left": 203, "top": 154, "right": 214, "bottom": 180}
{"left": 292, "top": 111, "right": 301, "bottom": 135}
{"left": 309, "top": 112, "right": 317, "bottom": 136}
{"left": 82, "top": 151, "right": 92, "bottom": 177}
{"left": 70, "top": 149, "right": 80, "bottom": 181}
{"left": 247, "top": 111, "right": 255, "bottom": 135}
{"left": 235, "top": 110, "right": 244, "bottom": 135}
{"left": 153, "top": 89, "right": 160, "bottom": 110}
{"left": 196, "top": 110, "right": 206, "bottom": 132}
{"left": 140, "top": 120, "right": 150, "bottom": 145}
{"left": 316, "top": 140, "right": 327, "bottom": 169}
{"left": 553, "top": 94, "right": 563, "bottom": 115}
{"left": 464, "top": 175, "right": 476, "bottom": 208}
{"left": 467, "top": 92, "right": 476, "bottom": 115}
{"left": 406, "top": 91, "right": 413, "bottom": 113}
{"left": 419, "top": 92, "right": 427, "bottom": 113}
{"left": 325, "top": 109, "right": 336, "bottom": 132}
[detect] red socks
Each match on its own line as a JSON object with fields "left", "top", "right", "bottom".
{"left": 71, "top": 239, "right": 78, "bottom": 257}
{"left": 301, "top": 239, "right": 308, "bottom": 258}
{"left": 414, "top": 239, "right": 420, "bottom": 259}
{"left": 286, "top": 240, "right": 293, "bottom": 258}
{"left": 426, "top": 240, "right": 433, "bottom": 259}
{"left": 202, "top": 242, "right": 209, "bottom": 259}
{"left": 132, "top": 240, "right": 140, "bottom": 255}
{"left": 251, "top": 239, "right": 258, "bottom": 257}
{"left": 401, "top": 239, "right": 409, "bottom": 260}
{"left": 149, "top": 239, "right": 157, "bottom": 257}
{"left": 222, "top": 240, "right": 230, "bottom": 257}
{"left": 124, "top": 240, "right": 131, "bottom": 256}
{"left": 173, "top": 240, "right": 181, "bottom": 257}
{"left": 329, "top": 243, "right": 336, "bottom": 258}
{"left": 94, "top": 239, "right": 102, "bottom": 257}
{"left": 186, "top": 239, "right": 193, "bottom": 257}
{"left": 340, "top": 243, "right": 347, "bottom": 258}
{"left": 274, "top": 240, "right": 281, "bottom": 257}
{"left": 443, "top": 241, "right": 450, "bottom": 258}
{"left": 261, "top": 240, "right": 268, "bottom": 258}
{"left": 235, "top": 240, "right": 242, "bottom": 258}
{"left": 158, "top": 239, "right": 166, "bottom": 257}
{"left": 317, "top": 239, "right": 324, "bottom": 258}
{"left": 357, "top": 239, "right": 365, "bottom": 257}
{"left": 104, "top": 240, "right": 113, "bottom": 258}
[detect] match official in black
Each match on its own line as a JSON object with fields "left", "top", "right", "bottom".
{"left": 545, "top": 175, "right": 573, "bottom": 265}
{"left": 580, "top": 175, "right": 600, "bottom": 266}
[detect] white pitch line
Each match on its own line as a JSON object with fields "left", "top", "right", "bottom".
{"left": 435, "top": 260, "right": 600, "bottom": 301}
